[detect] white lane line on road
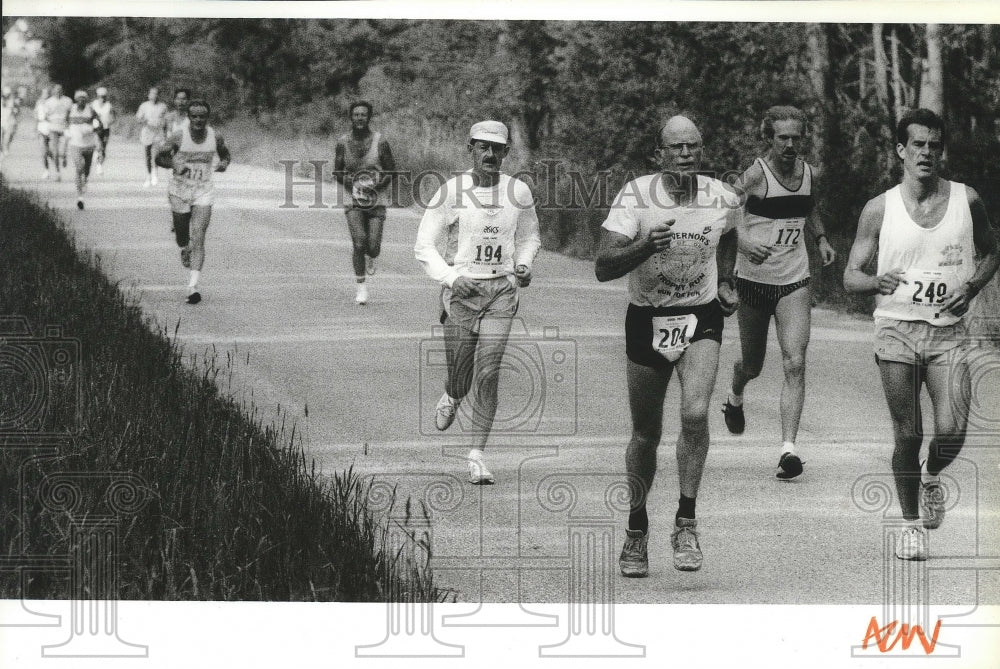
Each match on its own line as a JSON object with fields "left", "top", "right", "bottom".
{"left": 311, "top": 434, "right": 758, "bottom": 452}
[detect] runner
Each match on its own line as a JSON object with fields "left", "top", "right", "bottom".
{"left": 164, "top": 88, "right": 190, "bottom": 136}
{"left": 155, "top": 99, "right": 231, "bottom": 304}
{"left": 414, "top": 120, "right": 541, "bottom": 484}
{"left": 0, "top": 86, "right": 22, "bottom": 155}
{"left": 42, "top": 84, "right": 73, "bottom": 182}
{"left": 333, "top": 100, "right": 397, "bottom": 305}
{"left": 90, "top": 86, "right": 116, "bottom": 175}
{"left": 844, "top": 108, "right": 999, "bottom": 560}
{"left": 34, "top": 87, "right": 51, "bottom": 179}
{"left": 595, "top": 116, "right": 741, "bottom": 576}
{"left": 66, "top": 90, "right": 102, "bottom": 210}
{"left": 136, "top": 86, "right": 168, "bottom": 187}
{"left": 722, "top": 106, "right": 836, "bottom": 479}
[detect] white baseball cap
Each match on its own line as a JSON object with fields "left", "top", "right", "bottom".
{"left": 469, "top": 120, "right": 509, "bottom": 145}
{"left": 74, "top": 89, "right": 88, "bottom": 100}
{"left": 96, "top": 87, "right": 108, "bottom": 96}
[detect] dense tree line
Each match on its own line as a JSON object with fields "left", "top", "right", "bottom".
{"left": 18, "top": 18, "right": 1000, "bottom": 306}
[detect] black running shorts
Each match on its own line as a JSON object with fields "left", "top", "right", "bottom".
{"left": 735, "top": 277, "right": 810, "bottom": 314}
{"left": 625, "top": 300, "right": 724, "bottom": 370}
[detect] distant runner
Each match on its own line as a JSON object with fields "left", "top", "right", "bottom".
{"left": 164, "top": 88, "right": 190, "bottom": 137}
{"left": 42, "top": 84, "right": 73, "bottom": 181}
{"left": 90, "top": 86, "right": 116, "bottom": 175}
{"left": 333, "top": 101, "right": 397, "bottom": 305}
{"left": 155, "top": 99, "right": 231, "bottom": 304}
{"left": 844, "top": 108, "right": 999, "bottom": 561}
{"left": 66, "top": 89, "right": 102, "bottom": 210}
{"left": 34, "top": 87, "right": 51, "bottom": 179}
{"left": 136, "top": 86, "right": 168, "bottom": 187}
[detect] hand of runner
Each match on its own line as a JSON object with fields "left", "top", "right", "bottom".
{"left": 451, "top": 276, "right": 481, "bottom": 299}
{"left": 940, "top": 282, "right": 976, "bottom": 317}
{"left": 876, "top": 270, "right": 907, "bottom": 295}
{"left": 514, "top": 264, "right": 532, "bottom": 287}
{"left": 644, "top": 220, "right": 674, "bottom": 254}
{"left": 214, "top": 160, "right": 228, "bottom": 173}
{"left": 743, "top": 240, "right": 774, "bottom": 265}
{"left": 817, "top": 237, "right": 836, "bottom": 266}
{"left": 718, "top": 282, "right": 739, "bottom": 316}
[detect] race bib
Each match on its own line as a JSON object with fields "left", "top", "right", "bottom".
{"left": 771, "top": 218, "right": 805, "bottom": 248}
{"left": 468, "top": 217, "right": 505, "bottom": 272}
{"left": 652, "top": 314, "right": 698, "bottom": 363}
{"left": 183, "top": 160, "right": 213, "bottom": 183}
{"left": 899, "top": 268, "right": 952, "bottom": 311}
{"left": 352, "top": 172, "right": 378, "bottom": 207}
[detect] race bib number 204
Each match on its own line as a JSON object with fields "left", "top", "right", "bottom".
{"left": 651, "top": 314, "right": 698, "bottom": 363}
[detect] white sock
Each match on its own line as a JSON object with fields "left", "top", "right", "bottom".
{"left": 920, "top": 459, "right": 939, "bottom": 485}
{"left": 782, "top": 441, "right": 796, "bottom": 456}
{"left": 728, "top": 392, "right": 743, "bottom": 406}
{"left": 188, "top": 270, "right": 200, "bottom": 290}
{"left": 468, "top": 448, "right": 485, "bottom": 462}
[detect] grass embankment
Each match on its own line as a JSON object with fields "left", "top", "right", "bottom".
{"left": 0, "top": 179, "right": 435, "bottom": 601}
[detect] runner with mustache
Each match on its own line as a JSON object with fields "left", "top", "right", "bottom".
{"left": 722, "top": 105, "right": 836, "bottom": 480}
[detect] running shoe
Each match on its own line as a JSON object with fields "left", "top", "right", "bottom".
{"left": 151, "top": 172, "right": 158, "bottom": 186}
{"left": 467, "top": 452, "right": 495, "bottom": 485}
{"left": 671, "top": 517, "right": 703, "bottom": 571}
{"left": 76, "top": 199, "right": 84, "bottom": 210}
{"left": 355, "top": 283, "right": 368, "bottom": 306}
{"left": 619, "top": 529, "right": 649, "bottom": 578}
{"left": 95, "top": 162, "right": 103, "bottom": 176}
{"left": 366, "top": 256, "right": 377, "bottom": 276}
{"left": 180, "top": 246, "right": 191, "bottom": 269}
{"left": 143, "top": 178, "right": 151, "bottom": 188}
{"left": 776, "top": 452, "right": 803, "bottom": 480}
{"left": 186, "top": 291, "right": 201, "bottom": 305}
{"left": 895, "top": 525, "right": 928, "bottom": 561}
{"left": 721, "top": 400, "right": 745, "bottom": 434}
{"left": 920, "top": 471, "right": 946, "bottom": 530}
{"left": 435, "top": 393, "right": 458, "bottom": 431}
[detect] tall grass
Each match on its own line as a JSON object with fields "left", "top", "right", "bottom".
{"left": 0, "top": 179, "right": 439, "bottom": 601}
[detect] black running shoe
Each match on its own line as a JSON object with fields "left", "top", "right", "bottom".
{"left": 722, "top": 400, "right": 745, "bottom": 434}
{"left": 186, "top": 291, "right": 201, "bottom": 305}
{"left": 776, "top": 452, "right": 803, "bottom": 480}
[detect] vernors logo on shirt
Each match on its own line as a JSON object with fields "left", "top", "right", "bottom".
{"left": 652, "top": 234, "right": 711, "bottom": 290}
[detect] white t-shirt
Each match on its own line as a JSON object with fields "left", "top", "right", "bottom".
{"left": 66, "top": 104, "right": 99, "bottom": 148}
{"left": 43, "top": 95, "right": 73, "bottom": 132}
{"left": 602, "top": 173, "right": 741, "bottom": 308}
{"left": 874, "top": 181, "right": 976, "bottom": 326}
{"left": 414, "top": 172, "right": 541, "bottom": 287}
{"left": 90, "top": 99, "right": 113, "bottom": 127}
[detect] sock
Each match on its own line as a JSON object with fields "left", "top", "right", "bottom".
{"left": 920, "top": 459, "right": 939, "bottom": 485}
{"left": 728, "top": 392, "right": 743, "bottom": 407}
{"left": 356, "top": 277, "right": 365, "bottom": 284}
{"left": 782, "top": 441, "right": 796, "bottom": 456}
{"left": 627, "top": 506, "right": 648, "bottom": 535}
{"left": 676, "top": 494, "right": 696, "bottom": 522}
{"left": 467, "top": 448, "right": 484, "bottom": 461}
{"left": 188, "top": 270, "right": 200, "bottom": 290}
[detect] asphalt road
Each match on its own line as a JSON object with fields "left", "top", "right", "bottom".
{"left": 3, "top": 134, "right": 998, "bottom": 608}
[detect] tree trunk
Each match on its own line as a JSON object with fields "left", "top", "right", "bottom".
{"left": 872, "top": 24, "right": 889, "bottom": 106}
{"left": 805, "top": 24, "right": 830, "bottom": 170}
{"left": 918, "top": 24, "right": 944, "bottom": 114}
{"left": 890, "top": 27, "right": 906, "bottom": 124}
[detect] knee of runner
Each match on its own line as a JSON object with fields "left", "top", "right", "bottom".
{"left": 630, "top": 425, "right": 662, "bottom": 448}
{"left": 738, "top": 358, "right": 764, "bottom": 379}
{"left": 679, "top": 407, "right": 710, "bottom": 432}
{"left": 781, "top": 352, "right": 806, "bottom": 378}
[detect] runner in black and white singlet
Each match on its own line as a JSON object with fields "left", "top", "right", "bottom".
{"left": 66, "top": 90, "right": 102, "bottom": 210}
{"left": 845, "top": 108, "right": 999, "bottom": 561}
{"left": 414, "top": 120, "right": 541, "bottom": 485}
{"left": 595, "top": 116, "right": 741, "bottom": 578}
{"left": 89, "top": 87, "right": 115, "bottom": 175}
{"left": 722, "top": 106, "right": 836, "bottom": 480}
{"left": 333, "top": 101, "right": 397, "bottom": 305}
{"left": 155, "top": 99, "right": 231, "bottom": 304}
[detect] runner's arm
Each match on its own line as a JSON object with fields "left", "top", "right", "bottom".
{"left": 214, "top": 133, "right": 231, "bottom": 172}
{"left": 513, "top": 182, "right": 541, "bottom": 280}
{"left": 414, "top": 194, "right": 460, "bottom": 287}
{"left": 595, "top": 184, "right": 672, "bottom": 282}
{"left": 376, "top": 138, "right": 396, "bottom": 192}
{"left": 804, "top": 164, "right": 836, "bottom": 266}
{"left": 734, "top": 161, "right": 774, "bottom": 263}
{"left": 942, "top": 186, "right": 1000, "bottom": 316}
{"left": 332, "top": 141, "right": 348, "bottom": 188}
{"left": 154, "top": 132, "right": 182, "bottom": 169}
{"left": 844, "top": 194, "right": 904, "bottom": 295}
{"left": 717, "top": 191, "right": 741, "bottom": 314}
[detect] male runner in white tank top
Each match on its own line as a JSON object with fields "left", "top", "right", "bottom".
{"left": 845, "top": 108, "right": 999, "bottom": 561}
{"left": 35, "top": 87, "right": 51, "bottom": 179}
{"left": 155, "top": 99, "right": 231, "bottom": 304}
{"left": 333, "top": 101, "right": 397, "bottom": 305}
{"left": 136, "top": 87, "right": 167, "bottom": 187}
{"left": 722, "top": 106, "right": 836, "bottom": 480}
{"left": 596, "top": 116, "right": 741, "bottom": 577}
{"left": 90, "top": 87, "right": 115, "bottom": 175}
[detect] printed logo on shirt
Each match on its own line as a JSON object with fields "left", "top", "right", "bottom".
{"left": 938, "top": 244, "right": 964, "bottom": 267}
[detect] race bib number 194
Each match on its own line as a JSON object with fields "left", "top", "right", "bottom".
{"left": 652, "top": 314, "right": 698, "bottom": 363}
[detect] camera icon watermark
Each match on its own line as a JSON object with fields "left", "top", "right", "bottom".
{"left": 0, "top": 316, "right": 80, "bottom": 446}
{"left": 418, "top": 318, "right": 577, "bottom": 437}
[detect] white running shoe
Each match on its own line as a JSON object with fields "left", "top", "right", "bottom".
{"left": 355, "top": 282, "right": 368, "bottom": 305}
{"left": 895, "top": 525, "right": 928, "bottom": 561}
{"left": 435, "top": 393, "right": 458, "bottom": 431}
{"left": 95, "top": 163, "right": 103, "bottom": 176}
{"left": 467, "top": 451, "right": 495, "bottom": 485}
{"left": 143, "top": 178, "right": 151, "bottom": 188}
{"left": 151, "top": 171, "right": 158, "bottom": 186}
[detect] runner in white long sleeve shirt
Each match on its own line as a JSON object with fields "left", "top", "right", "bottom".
{"left": 414, "top": 120, "right": 541, "bottom": 484}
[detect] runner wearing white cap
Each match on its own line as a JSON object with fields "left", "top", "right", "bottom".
{"left": 90, "top": 86, "right": 116, "bottom": 175}
{"left": 414, "top": 120, "right": 541, "bottom": 484}
{"left": 67, "top": 90, "right": 102, "bottom": 209}
{"left": 333, "top": 101, "right": 397, "bottom": 305}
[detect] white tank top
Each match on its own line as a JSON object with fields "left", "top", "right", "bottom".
{"left": 172, "top": 126, "right": 217, "bottom": 187}
{"left": 736, "top": 158, "right": 813, "bottom": 285}
{"left": 874, "top": 181, "right": 975, "bottom": 326}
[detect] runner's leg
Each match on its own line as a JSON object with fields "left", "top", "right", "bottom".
{"left": 773, "top": 285, "right": 811, "bottom": 444}
{"left": 878, "top": 360, "right": 924, "bottom": 520}
{"left": 924, "top": 353, "right": 971, "bottom": 475}
{"left": 674, "top": 339, "right": 721, "bottom": 500}
{"left": 346, "top": 209, "right": 367, "bottom": 278}
{"left": 366, "top": 211, "right": 384, "bottom": 260}
{"left": 468, "top": 314, "right": 515, "bottom": 451}
{"left": 731, "top": 300, "right": 771, "bottom": 396}
{"left": 188, "top": 205, "right": 211, "bottom": 272}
